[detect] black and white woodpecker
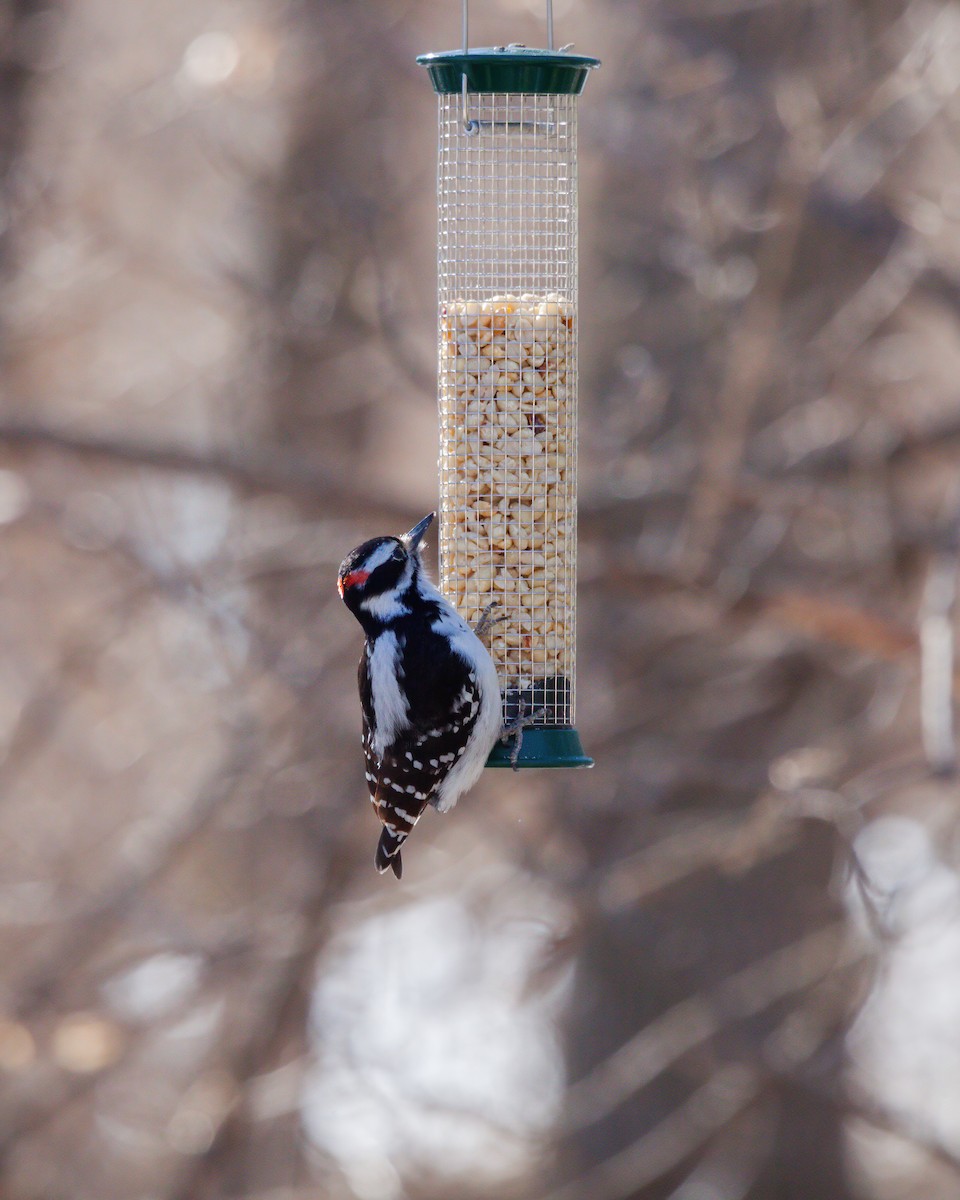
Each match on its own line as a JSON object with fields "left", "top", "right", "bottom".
{"left": 337, "top": 512, "right": 502, "bottom": 879}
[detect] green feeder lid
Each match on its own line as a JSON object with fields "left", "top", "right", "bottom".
{"left": 417, "top": 46, "right": 600, "bottom": 96}
{"left": 486, "top": 726, "right": 594, "bottom": 769}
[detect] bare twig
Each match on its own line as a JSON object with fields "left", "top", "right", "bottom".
{"left": 10, "top": 725, "right": 260, "bottom": 1019}
{"left": 560, "top": 923, "right": 864, "bottom": 1135}
{"left": 680, "top": 126, "right": 814, "bottom": 577}
{"left": 165, "top": 831, "right": 364, "bottom": 1200}
{"left": 919, "top": 548, "right": 958, "bottom": 776}
{"left": 0, "top": 421, "right": 411, "bottom": 524}
{"left": 596, "top": 565, "right": 925, "bottom": 674}
{"left": 548, "top": 1067, "right": 762, "bottom": 1200}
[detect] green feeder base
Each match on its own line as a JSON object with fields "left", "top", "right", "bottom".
{"left": 486, "top": 726, "right": 593, "bottom": 769}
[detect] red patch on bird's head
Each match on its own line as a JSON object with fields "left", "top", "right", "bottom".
{"left": 338, "top": 568, "right": 370, "bottom": 598}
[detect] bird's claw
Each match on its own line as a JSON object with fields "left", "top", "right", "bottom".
{"left": 500, "top": 702, "right": 547, "bottom": 770}
{"left": 473, "top": 600, "right": 505, "bottom": 641}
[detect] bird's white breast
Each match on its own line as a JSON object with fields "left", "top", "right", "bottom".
{"left": 367, "top": 631, "right": 409, "bottom": 758}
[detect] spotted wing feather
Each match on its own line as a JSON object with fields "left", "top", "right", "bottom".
{"left": 359, "top": 635, "right": 483, "bottom": 876}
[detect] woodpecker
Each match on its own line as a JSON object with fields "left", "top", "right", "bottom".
{"left": 337, "top": 512, "right": 502, "bottom": 879}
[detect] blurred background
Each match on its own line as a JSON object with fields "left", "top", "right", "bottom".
{"left": 1, "top": 0, "right": 960, "bottom": 1197}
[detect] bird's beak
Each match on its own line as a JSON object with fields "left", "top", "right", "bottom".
{"left": 401, "top": 512, "right": 435, "bottom": 554}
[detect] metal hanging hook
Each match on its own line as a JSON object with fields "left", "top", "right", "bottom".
{"left": 460, "top": 0, "right": 479, "bottom": 134}
{"left": 458, "top": 0, "right": 560, "bottom": 133}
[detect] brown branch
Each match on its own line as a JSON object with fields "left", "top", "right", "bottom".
{"left": 786, "top": 1073, "right": 960, "bottom": 1182}
{"left": 598, "top": 564, "right": 924, "bottom": 670}
{"left": 559, "top": 922, "right": 862, "bottom": 1136}
{"left": 165, "top": 829, "right": 364, "bottom": 1200}
{"left": 0, "top": 420, "right": 412, "bottom": 524}
{"left": 680, "top": 126, "right": 814, "bottom": 577}
{"left": 919, "top": 544, "right": 958, "bottom": 775}
{"left": 2, "top": 417, "right": 957, "bottom": 568}
{"left": 10, "top": 724, "right": 260, "bottom": 1020}
{"left": 548, "top": 1068, "right": 763, "bottom": 1200}
{"left": 1, "top": 421, "right": 936, "bottom": 691}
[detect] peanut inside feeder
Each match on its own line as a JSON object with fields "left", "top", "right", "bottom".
{"left": 418, "top": 47, "right": 599, "bottom": 768}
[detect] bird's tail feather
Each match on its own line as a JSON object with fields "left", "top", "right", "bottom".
{"left": 376, "top": 827, "right": 404, "bottom": 879}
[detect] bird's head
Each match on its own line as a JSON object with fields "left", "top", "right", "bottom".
{"left": 337, "top": 512, "right": 435, "bottom": 628}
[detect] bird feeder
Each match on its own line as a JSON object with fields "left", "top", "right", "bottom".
{"left": 418, "top": 17, "right": 599, "bottom": 767}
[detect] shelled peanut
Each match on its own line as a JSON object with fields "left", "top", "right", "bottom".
{"left": 438, "top": 294, "right": 576, "bottom": 711}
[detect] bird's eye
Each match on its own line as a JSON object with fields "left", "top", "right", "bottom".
{"left": 392, "top": 546, "right": 405, "bottom": 560}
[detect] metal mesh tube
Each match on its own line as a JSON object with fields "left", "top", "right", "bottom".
{"left": 436, "top": 91, "right": 579, "bottom": 727}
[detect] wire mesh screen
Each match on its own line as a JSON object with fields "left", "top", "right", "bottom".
{"left": 436, "top": 91, "right": 578, "bottom": 727}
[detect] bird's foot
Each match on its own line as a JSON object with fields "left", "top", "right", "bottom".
{"left": 500, "top": 702, "right": 547, "bottom": 770}
{"left": 473, "top": 600, "right": 505, "bottom": 642}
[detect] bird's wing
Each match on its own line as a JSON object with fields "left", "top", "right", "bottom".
{"left": 358, "top": 644, "right": 484, "bottom": 830}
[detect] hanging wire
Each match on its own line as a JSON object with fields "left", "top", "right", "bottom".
{"left": 460, "top": 0, "right": 479, "bottom": 134}
{"left": 459, "top": 0, "right": 559, "bottom": 132}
